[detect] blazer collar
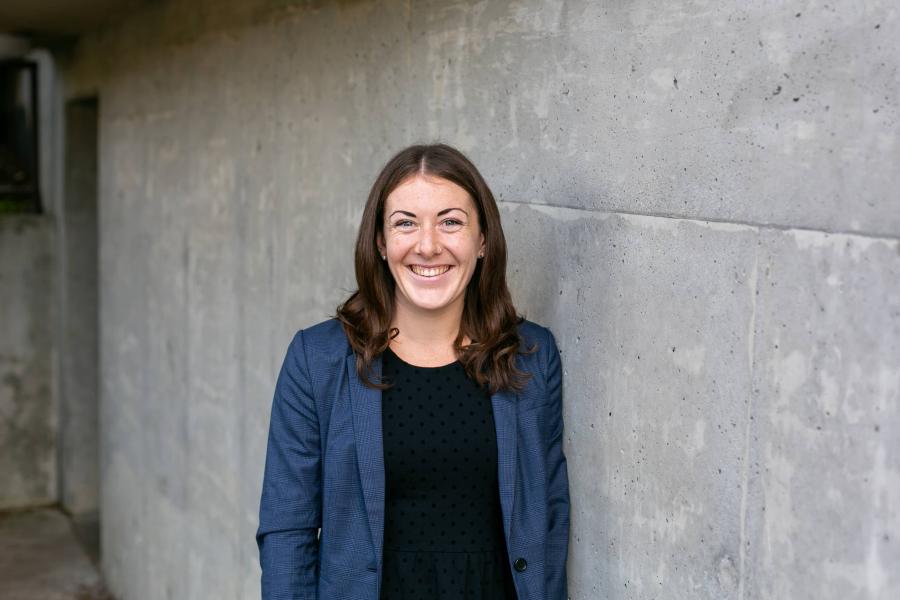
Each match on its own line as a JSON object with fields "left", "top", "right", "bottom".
{"left": 346, "top": 351, "right": 518, "bottom": 568}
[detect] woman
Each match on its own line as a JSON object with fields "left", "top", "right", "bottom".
{"left": 256, "top": 143, "right": 570, "bottom": 600}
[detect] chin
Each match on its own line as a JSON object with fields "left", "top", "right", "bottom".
{"left": 410, "top": 299, "right": 455, "bottom": 312}
{"left": 402, "top": 292, "right": 462, "bottom": 313}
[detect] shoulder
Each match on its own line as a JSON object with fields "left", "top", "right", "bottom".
{"left": 300, "top": 316, "right": 348, "bottom": 343}
{"left": 514, "top": 318, "right": 560, "bottom": 374}
{"left": 515, "top": 318, "right": 556, "bottom": 351}
{"left": 515, "top": 318, "right": 547, "bottom": 345}
{"left": 287, "top": 317, "right": 351, "bottom": 359}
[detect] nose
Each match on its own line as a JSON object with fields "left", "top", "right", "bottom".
{"left": 415, "top": 225, "right": 442, "bottom": 256}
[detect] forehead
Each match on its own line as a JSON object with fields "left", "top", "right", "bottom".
{"left": 384, "top": 175, "right": 475, "bottom": 213}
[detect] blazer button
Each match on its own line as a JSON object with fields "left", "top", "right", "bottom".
{"left": 513, "top": 557, "right": 527, "bottom": 572}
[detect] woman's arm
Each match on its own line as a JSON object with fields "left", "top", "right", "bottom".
{"left": 544, "top": 328, "right": 571, "bottom": 599}
{"left": 256, "top": 330, "right": 322, "bottom": 600}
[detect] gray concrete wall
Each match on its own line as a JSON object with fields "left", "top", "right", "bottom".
{"left": 60, "top": 0, "right": 899, "bottom": 598}
{"left": 0, "top": 216, "right": 56, "bottom": 509}
{"left": 58, "top": 98, "right": 100, "bottom": 516}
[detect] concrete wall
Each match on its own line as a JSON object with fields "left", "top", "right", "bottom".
{"left": 60, "top": 0, "right": 899, "bottom": 598}
{"left": 0, "top": 216, "right": 56, "bottom": 509}
{"left": 58, "top": 98, "right": 100, "bottom": 515}
{"left": 0, "top": 43, "right": 98, "bottom": 521}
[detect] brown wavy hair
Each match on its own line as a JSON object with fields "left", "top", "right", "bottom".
{"left": 333, "top": 143, "right": 537, "bottom": 394}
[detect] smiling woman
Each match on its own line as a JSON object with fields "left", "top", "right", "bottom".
{"left": 256, "top": 143, "right": 571, "bottom": 600}
{"left": 377, "top": 175, "right": 485, "bottom": 343}
{"left": 335, "top": 143, "right": 541, "bottom": 388}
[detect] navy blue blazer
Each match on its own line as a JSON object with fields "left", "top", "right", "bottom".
{"left": 256, "top": 317, "right": 570, "bottom": 599}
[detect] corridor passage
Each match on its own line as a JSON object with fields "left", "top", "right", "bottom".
{"left": 0, "top": 508, "right": 112, "bottom": 599}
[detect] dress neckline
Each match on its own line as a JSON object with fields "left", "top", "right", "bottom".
{"left": 384, "top": 345, "right": 460, "bottom": 370}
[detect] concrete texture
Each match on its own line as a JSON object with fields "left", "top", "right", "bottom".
{"left": 0, "top": 508, "right": 111, "bottom": 600}
{"left": 504, "top": 204, "right": 900, "bottom": 599}
{"left": 744, "top": 229, "right": 900, "bottom": 599}
{"left": 54, "top": 0, "right": 899, "bottom": 599}
{"left": 0, "top": 0, "right": 150, "bottom": 36}
{"left": 59, "top": 98, "right": 100, "bottom": 516}
{"left": 0, "top": 216, "right": 56, "bottom": 510}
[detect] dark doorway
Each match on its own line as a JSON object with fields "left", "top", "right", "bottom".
{"left": 0, "top": 59, "right": 40, "bottom": 213}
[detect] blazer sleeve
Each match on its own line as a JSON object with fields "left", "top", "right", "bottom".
{"left": 544, "top": 327, "right": 571, "bottom": 599}
{"left": 256, "top": 329, "right": 322, "bottom": 600}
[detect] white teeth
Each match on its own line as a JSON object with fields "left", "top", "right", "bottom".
{"left": 409, "top": 265, "right": 451, "bottom": 277}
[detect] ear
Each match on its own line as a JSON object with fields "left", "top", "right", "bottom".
{"left": 479, "top": 232, "right": 486, "bottom": 256}
{"left": 376, "top": 231, "right": 385, "bottom": 256}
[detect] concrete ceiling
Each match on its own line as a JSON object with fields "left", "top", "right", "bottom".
{"left": 0, "top": 0, "right": 151, "bottom": 37}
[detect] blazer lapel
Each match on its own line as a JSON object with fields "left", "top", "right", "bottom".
{"left": 346, "top": 353, "right": 385, "bottom": 566}
{"left": 347, "top": 351, "right": 519, "bottom": 565}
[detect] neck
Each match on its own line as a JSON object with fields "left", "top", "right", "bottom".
{"left": 390, "top": 295, "right": 467, "bottom": 349}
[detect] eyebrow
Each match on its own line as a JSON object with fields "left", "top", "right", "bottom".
{"left": 389, "top": 208, "right": 469, "bottom": 218}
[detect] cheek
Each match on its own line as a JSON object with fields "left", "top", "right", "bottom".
{"left": 459, "top": 243, "right": 481, "bottom": 262}
{"left": 387, "top": 242, "right": 413, "bottom": 265}
{"left": 385, "top": 237, "right": 406, "bottom": 255}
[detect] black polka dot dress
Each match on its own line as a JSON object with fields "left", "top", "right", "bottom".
{"left": 379, "top": 345, "right": 518, "bottom": 600}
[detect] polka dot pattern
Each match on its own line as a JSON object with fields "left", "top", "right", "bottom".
{"left": 380, "top": 346, "right": 517, "bottom": 600}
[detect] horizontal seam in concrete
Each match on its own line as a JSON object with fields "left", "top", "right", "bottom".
{"left": 499, "top": 199, "right": 900, "bottom": 242}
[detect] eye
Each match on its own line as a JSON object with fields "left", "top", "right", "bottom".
{"left": 393, "top": 220, "right": 415, "bottom": 228}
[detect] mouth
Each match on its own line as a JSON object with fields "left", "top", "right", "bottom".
{"left": 407, "top": 264, "right": 454, "bottom": 279}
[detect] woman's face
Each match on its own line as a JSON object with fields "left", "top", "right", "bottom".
{"left": 378, "top": 175, "right": 485, "bottom": 316}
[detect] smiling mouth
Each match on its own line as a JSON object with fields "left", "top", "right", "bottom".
{"left": 408, "top": 265, "right": 453, "bottom": 278}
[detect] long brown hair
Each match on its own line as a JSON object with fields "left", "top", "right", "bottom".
{"left": 333, "top": 143, "right": 537, "bottom": 394}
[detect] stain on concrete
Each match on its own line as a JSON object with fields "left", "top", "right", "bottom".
{"left": 0, "top": 217, "right": 55, "bottom": 510}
